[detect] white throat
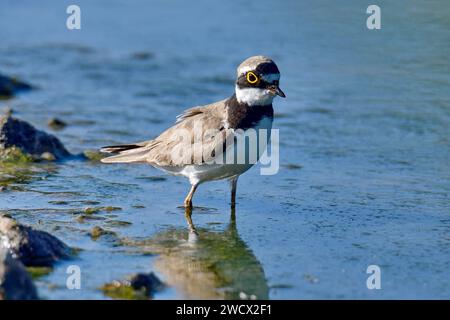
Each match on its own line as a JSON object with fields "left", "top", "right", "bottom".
{"left": 235, "top": 85, "right": 274, "bottom": 106}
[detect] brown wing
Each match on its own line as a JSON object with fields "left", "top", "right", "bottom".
{"left": 101, "top": 98, "right": 232, "bottom": 166}
{"left": 145, "top": 99, "right": 233, "bottom": 167}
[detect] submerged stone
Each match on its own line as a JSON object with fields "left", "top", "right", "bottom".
{"left": 105, "top": 220, "right": 132, "bottom": 227}
{"left": 89, "top": 226, "right": 117, "bottom": 240}
{"left": 0, "top": 214, "right": 72, "bottom": 267}
{"left": 0, "top": 115, "right": 72, "bottom": 160}
{"left": 83, "top": 149, "right": 104, "bottom": 161}
{"left": 84, "top": 206, "right": 122, "bottom": 215}
{"left": 47, "top": 118, "right": 67, "bottom": 130}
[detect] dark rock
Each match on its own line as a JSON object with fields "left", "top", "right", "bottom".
{"left": 0, "top": 247, "right": 38, "bottom": 300}
{"left": 0, "top": 115, "right": 72, "bottom": 160}
{"left": 0, "top": 214, "right": 72, "bottom": 267}
{"left": 129, "top": 272, "right": 165, "bottom": 296}
{"left": 0, "top": 73, "right": 32, "bottom": 99}
{"left": 100, "top": 272, "right": 165, "bottom": 300}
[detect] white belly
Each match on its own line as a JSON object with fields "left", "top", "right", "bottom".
{"left": 162, "top": 116, "right": 273, "bottom": 185}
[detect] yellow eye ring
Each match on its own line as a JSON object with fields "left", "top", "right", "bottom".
{"left": 246, "top": 71, "right": 259, "bottom": 84}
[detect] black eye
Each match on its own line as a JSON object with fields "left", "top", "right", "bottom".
{"left": 246, "top": 72, "right": 259, "bottom": 84}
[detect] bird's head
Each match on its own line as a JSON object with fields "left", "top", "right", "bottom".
{"left": 235, "top": 56, "right": 285, "bottom": 106}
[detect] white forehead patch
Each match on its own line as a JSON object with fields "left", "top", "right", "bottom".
{"left": 237, "top": 65, "right": 253, "bottom": 75}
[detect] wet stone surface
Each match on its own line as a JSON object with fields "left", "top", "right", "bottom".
{"left": 0, "top": 115, "right": 72, "bottom": 161}
{"left": 0, "top": 214, "right": 72, "bottom": 267}
{"left": 0, "top": 247, "right": 38, "bottom": 300}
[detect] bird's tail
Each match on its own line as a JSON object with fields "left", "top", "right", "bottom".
{"left": 100, "top": 144, "right": 141, "bottom": 153}
{"left": 100, "top": 144, "right": 149, "bottom": 163}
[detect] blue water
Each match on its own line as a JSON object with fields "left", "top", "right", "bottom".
{"left": 0, "top": 0, "right": 449, "bottom": 299}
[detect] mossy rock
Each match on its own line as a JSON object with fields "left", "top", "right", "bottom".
{"left": 0, "top": 147, "right": 33, "bottom": 164}
{"left": 0, "top": 115, "right": 71, "bottom": 161}
{"left": 100, "top": 281, "right": 148, "bottom": 300}
{"left": 90, "top": 226, "right": 117, "bottom": 240}
{"left": 100, "top": 273, "right": 164, "bottom": 300}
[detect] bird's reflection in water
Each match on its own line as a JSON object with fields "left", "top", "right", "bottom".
{"left": 129, "top": 207, "right": 269, "bottom": 299}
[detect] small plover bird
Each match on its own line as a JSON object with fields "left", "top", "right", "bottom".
{"left": 101, "top": 56, "right": 285, "bottom": 209}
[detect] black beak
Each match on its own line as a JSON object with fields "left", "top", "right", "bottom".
{"left": 268, "top": 85, "right": 286, "bottom": 98}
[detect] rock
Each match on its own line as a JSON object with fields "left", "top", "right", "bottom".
{"left": 83, "top": 149, "right": 105, "bottom": 162}
{"left": 40, "top": 152, "right": 56, "bottom": 161}
{"left": 47, "top": 118, "right": 67, "bottom": 130}
{"left": 0, "top": 247, "right": 38, "bottom": 300}
{"left": 0, "top": 214, "right": 72, "bottom": 267}
{"left": 100, "top": 272, "right": 164, "bottom": 300}
{"left": 129, "top": 273, "right": 165, "bottom": 295}
{"left": 89, "top": 226, "right": 116, "bottom": 240}
{"left": 0, "top": 73, "right": 32, "bottom": 99}
{"left": 0, "top": 115, "right": 72, "bottom": 160}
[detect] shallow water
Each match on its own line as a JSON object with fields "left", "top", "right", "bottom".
{"left": 1, "top": 0, "right": 450, "bottom": 299}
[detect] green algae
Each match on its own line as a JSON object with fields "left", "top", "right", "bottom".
{"left": 26, "top": 266, "right": 53, "bottom": 279}
{"left": 105, "top": 220, "right": 132, "bottom": 227}
{"left": 99, "top": 273, "right": 164, "bottom": 300}
{"left": 100, "top": 281, "right": 148, "bottom": 300}
{"left": 90, "top": 226, "right": 117, "bottom": 240}
{"left": 75, "top": 215, "right": 106, "bottom": 223}
{"left": 0, "top": 147, "right": 33, "bottom": 164}
{"left": 0, "top": 148, "right": 37, "bottom": 188}
{"left": 83, "top": 150, "right": 105, "bottom": 162}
